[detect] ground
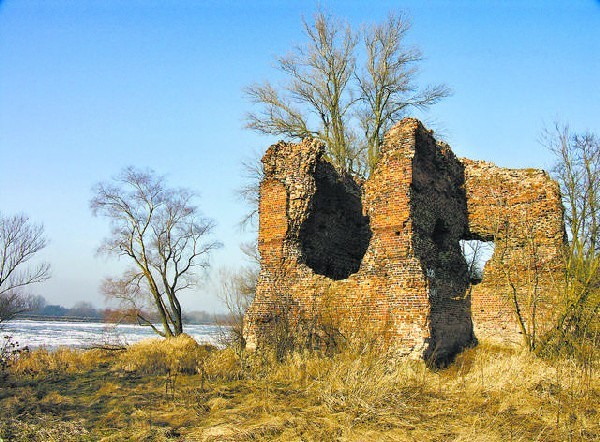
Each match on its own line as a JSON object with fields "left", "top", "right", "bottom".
{"left": 0, "top": 335, "right": 598, "bottom": 441}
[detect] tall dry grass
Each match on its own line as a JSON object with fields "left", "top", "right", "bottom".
{"left": 117, "top": 333, "right": 213, "bottom": 375}
{"left": 10, "top": 346, "right": 112, "bottom": 377}
{"left": 191, "top": 340, "right": 599, "bottom": 441}
{"left": 1, "top": 336, "right": 598, "bottom": 441}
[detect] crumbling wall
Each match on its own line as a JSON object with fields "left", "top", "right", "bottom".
{"left": 243, "top": 118, "right": 565, "bottom": 361}
{"left": 463, "top": 160, "right": 565, "bottom": 342}
{"left": 298, "top": 161, "right": 371, "bottom": 280}
{"left": 409, "top": 130, "right": 475, "bottom": 361}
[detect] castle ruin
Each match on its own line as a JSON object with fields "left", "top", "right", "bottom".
{"left": 243, "top": 118, "right": 565, "bottom": 364}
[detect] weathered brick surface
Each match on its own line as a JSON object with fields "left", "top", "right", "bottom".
{"left": 463, "top": 160, "right": 565, "bottom": 343}
{"left": 244, "top": 118, "right": 565, "bottom": 361}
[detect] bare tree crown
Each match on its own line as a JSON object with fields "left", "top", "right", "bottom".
{"left": 91, "top": 166, "right": 221, "bottom": 337}
{"left": 245, "top": 10, "right": 450, "bottom": 176}
{"left": 0, "top": 213, "right": 51, "bottom": 324}
{"left": 540, "top": 124, "right": 600, "bottom": 354}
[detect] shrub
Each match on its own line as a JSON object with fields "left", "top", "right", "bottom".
{"left": 1, "top": 335, "right": 29, "bottom": 380}
{"left": 10, "top": 347, "right": 110, "bottom": 377}
{"left": 118, "top": 334, "right": 213, "bottom": 375}
{"left": 203, "top": 346, "right": 246, "bottom": 381}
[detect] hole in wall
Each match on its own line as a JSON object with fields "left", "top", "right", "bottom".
{"left": 460, "top": 239, "right": 495, "bottom": 284}
{"left": 299, "top": 162, "right": 372, "bottom": 280}
{"left": 432, "top": 219, "right": 449, "bottom": 248}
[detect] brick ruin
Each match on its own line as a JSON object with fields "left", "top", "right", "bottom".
{"left": 243, "top": 118, "right": 565, "bottom": 364}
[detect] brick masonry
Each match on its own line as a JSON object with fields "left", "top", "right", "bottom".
{"left": 463, "top": 159, "right": 565, "bottom": 343}
{"left": 243, "top": 118, "right": 565, "bottom": 363}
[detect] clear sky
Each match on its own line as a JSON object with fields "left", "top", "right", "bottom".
{"left": 1, "top": 0, "right": 599, "bottom": 313}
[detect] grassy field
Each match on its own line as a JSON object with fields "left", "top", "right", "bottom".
{"left": 0, "top": 335, "right": 598, "bottom": 441}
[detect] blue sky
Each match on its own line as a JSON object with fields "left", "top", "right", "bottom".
{"left": 1, "top": 0, "right": 599, "bottom": 312}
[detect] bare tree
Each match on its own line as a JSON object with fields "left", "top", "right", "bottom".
{"left": 540, "top": 124, "right": 600, "bottom": 355}
{"left": 217, "top": 266, "right": 256, "bottom": 348}
{"left": 237, "top": 151, "right": 264, "bottom": 229}
{"left": 246, "top": 12, "right": 357, "bottom": 173}
{"left": 91, "top": 167, "right": 221, "bottom": 337}
{"left": 358, "top": 13, "right": 450, "bottom": 173}
{"left": 461, "top": 239, "right": 495, "bottom": 286}
{"left": 0, "top": 213, "right": 51, "bottom": 325}
{"left": 217, "top": 241, "right": 259, "bottom": 347}
{"left": 494, "top": 212, "right": 549, "bottom": 351}
{"left": 246, "top": 10, "right": 449, "bottom": 176}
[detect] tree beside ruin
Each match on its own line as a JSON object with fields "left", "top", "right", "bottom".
{"left": 0, "top": 213, "right": 51, "bottom": 325}
{"left": 91, "top": 166, "right": 221, "bottom": 337}
{"left": 245, "top": 11, "right": 449, "bottom": 176}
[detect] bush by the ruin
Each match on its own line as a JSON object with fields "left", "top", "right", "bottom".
{"left": 117, "top": 334, "right": 214, "bottom": 375}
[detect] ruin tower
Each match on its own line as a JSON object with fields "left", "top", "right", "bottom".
{"left": 243, "top": 118, "right": 565, "bottom": 363}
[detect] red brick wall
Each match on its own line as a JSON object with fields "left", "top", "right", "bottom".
{"left": 463, "top": 160, "right": 565, "bottom": 344}
{"left": 244, "top": 118, "right": 565, "bottom": 360}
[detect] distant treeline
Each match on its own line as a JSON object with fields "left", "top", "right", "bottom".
{"left": 17, "top": 298, "right": 227, "bottom": 325}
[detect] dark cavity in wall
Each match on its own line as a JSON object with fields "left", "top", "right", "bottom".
{"left": 432, "top": 218, "right": 450, "bottom": 249}
{"left": 299, "top": 161, "right": 372, "bottom": 280}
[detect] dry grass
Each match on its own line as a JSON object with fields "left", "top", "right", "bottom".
{"left": 117, "top": 333, "right": 213, "bottom": 375}
{"left": 10, "top": 346, "right": 112, "bottom": 377}
{"left": 1, "top": 338, "right": 598, "bottom": 441}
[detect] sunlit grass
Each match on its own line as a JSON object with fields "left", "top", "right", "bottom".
{"left": 1, "top": 337, "right": 598, "bottom": 441}
{"left": 117, "top": 333, "right": 213, "bottom": 375}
